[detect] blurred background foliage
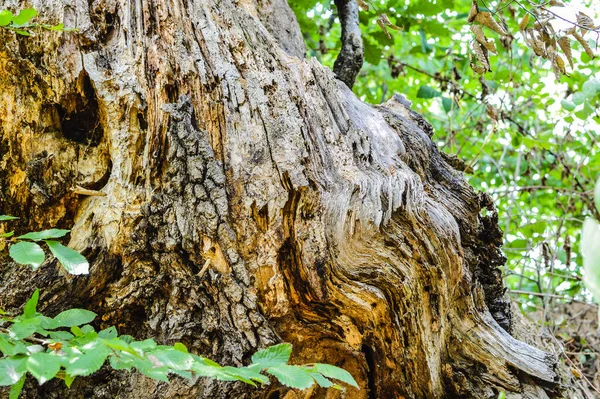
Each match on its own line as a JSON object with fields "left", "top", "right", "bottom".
{"left": 290, "top": 0, "right": 600, "bottom": 314}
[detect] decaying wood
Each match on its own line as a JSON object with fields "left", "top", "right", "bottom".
{"left": 0, "top": 0, "right": 582, "bottom": 398}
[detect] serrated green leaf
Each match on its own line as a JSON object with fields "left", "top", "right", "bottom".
{"left": 0, "top": 215, "right": 18, "bottom": 221}
{"left": 23, "top": 289, "right": 39, "bottom": 318}
{"left": 251, "top": 343, "right": 292, "bottom": 368}
{"left": 266, "top": 365, "right": 315, "bottom": 389}
{"left": 53, "top": 309, "right": 96, "bottom": 327}
{"left": 0, "top": 10, "right": 13, "bottom": 27}
{"left": 149, "top": 348, "right": 193, "bottom": 370}
{"left": 9, "top": 375, "right": 25, "bottom": 399}
{"left": 0, "top": 336, "right": 17, "bottom": 356}
{"left": 18, "top": 229, "right": 70, "bottom": 241}
{"left": 27, "top": 352, "right": 61, "bottom": 384}
{"left": 130, "top": 338, "right": 157, "bottom": 352}
{"left": 48, "top": 331, "right": 74, "bottom": 340}
{"left": 98, "top": 326, "right": 117, "bottom": 339}
{"left": 45, "top": 240, "right": 89, "bottom": 275}
{"left": 11, "top": 8, "right": 37, "bottom": 26}
{"left": 310, "top": 372, "right": 333, "bottom": 387}
{"left": 9, "top": 242, "right": 45, "bottom": 269}
{"left": 10, "top": 318, "right": 40, "bottom": 340}
{"left": 66, "top": 345, "right": 110, "bottom": 376}
{"left": 417, "top": 85, "right": 441, "bottom": 99}
{"left": 0, "top": 357, "right": 27, "bottom": 386}
{"left": 313, "top": 363, "right": 359, "bottom": 388}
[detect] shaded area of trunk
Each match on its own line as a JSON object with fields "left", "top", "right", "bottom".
{"left": 0, "top": 1, "right": 581, "bottom": 398}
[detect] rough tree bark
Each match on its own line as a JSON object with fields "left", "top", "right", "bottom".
{"left": 0, "top": 1, "right": 581, "bottom": 398}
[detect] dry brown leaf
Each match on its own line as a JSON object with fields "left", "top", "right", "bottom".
{"left": 557, "top": 36, "right": 574, "bottom": 68}
{"left": 555, "top": 54, "right": 566, "bottom": 75}
{"left": 577, "top": 12, "right": 595, "bottom": 36}
{"left": 526, "top": 29, "right": 547, "bottom": 57}
{"left": 357, "top": 0, "right": 370, "bottom": 11}
{"left": 475, "top": 12, "right": 508, "bottom": 36}
{"left": 519, "top": 13, "right": 530, "bottom": 31}
{"left": 467, "top": 0, "right": 479, "bottom": 23}
{"left": 472, "top": 41, "right": 490, "bottom": 71}
{"left": 377, "top": 17, "right": 392, "bottom": 39}
{"left": 549, "top": 0, "right": 565, "bottom": 6}
{"left": 470, "top": 25, "right": 497, "bottom": 54}
{"left": 572, "top": 30, "right": 596, "bottom": 59}
{"left": 470, "top": 62, "right": 486, "bottom": 75}
{"left": 486, "top": 104, "right": 498, "bottom": 122}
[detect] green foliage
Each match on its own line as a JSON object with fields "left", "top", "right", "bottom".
{"left": 291, "top": 0, "right": 600, "bottom": 310}
{"left": 1, "top": 217, "right": 89, "bottom": 275}
{"left": 0, "top": 291, "right": 358, "bottom": 396}
{"left": 0, "top": 7, "right": 69, "bottom": 35}
{"left": 582, "top": 177, "right": 600, "bottom": 302}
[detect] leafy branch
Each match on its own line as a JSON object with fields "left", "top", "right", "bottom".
{"left": 0, "top": 8, "right": 69, "bottom": 36}
{"left": 0, "top": 290, "right": 358, "bottom": 398}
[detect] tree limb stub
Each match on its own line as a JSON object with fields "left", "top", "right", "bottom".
{"left": 333, "top": 0, "right": 364, "bottom": 88}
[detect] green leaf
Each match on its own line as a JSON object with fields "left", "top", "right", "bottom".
{"left": 48, "top": 331, "right": 74, "bottom": 340}
{"left": 1, "top": 231, "right": 15, "bottom": 238}
{"left": 582, "top": 78, "right": 600, "bottom": 98}
{"left": 560, "top": 99, "right": 576, "bottom": 111}
{"left": 14, "top": 30, "right": 31, "bottom": 36}
{"left": 149, "top": 348, "right": 194, "bottom": 370}
{"left": 98, "top": 326, "right": 118, "bottom": 339}
{"left": 27, "top": 352, "right": 61, "bottom": 384}
{"left": 66, "top": 345, "right": 110, "bottom": 376}
{"left": 18, "top": 229, "right": 70, "bottom": 241}
{"left": 11, "top": 8, "right": 37, "bottom": 26}
{"left": 173, "top": 342, "right": 188, "bottom": 353}
{"left": 595, "top": 177, "right": 600, "bottom": 213}
{"left": 9, "top": 375, "right": 25, "bottom": 399}
{"left": 583, "top": 218, "right": 600, "bottom": 303}
{"left": 313, "top": 363, "right": 359, "bottom": 388}
{"left": 63, "top": 373, "right": 75, "bottom": 388}
{"left": 266, "top": 365, "right": 315, "bottom": 389}
{"left": 417, "top": 85, "right": 441, "bottom": 99}
{"left": 53, "top": 309, "right": 96, "bottom": 327}
{"left": 48, "top": 23, "right": 64, "bottom": 31}
{"left": 9, "top": 242, "right": 45, "bottom": 269}
{"left": 10, "top": 318, "right": 40, "bottom": 340}
{"left": 0, "top": 215, "right": 18, "bottom": 221}
{"left": 310, "top": 372, "right": 333, "bottom": 387}
{"left": 23, "top": 289, "right": 39, "bottom": 318}
{"left": 442, "top": 96, "right": 458, "bottom": 113}
{"left": 0, "top": 357, "right": 27, "bottom": 386}
{"left": 572, "top": 92, "right": 586, "bottom": 105}
{"left": 251, "top": 343, "right": 292, "bottom": 368}
{"left": 0, "top": 10, "right": 13, "bottom": 27}
{"left": 45, "top": 240, "right": 89, "bottom": 275}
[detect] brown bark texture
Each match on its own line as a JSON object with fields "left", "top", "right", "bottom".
{"left": 0, "top": 0, "right": 582, "bottom": 398}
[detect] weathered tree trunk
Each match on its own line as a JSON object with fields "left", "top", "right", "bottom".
{"left": 0, "top": 1, "right": 580, "bottom": 398}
